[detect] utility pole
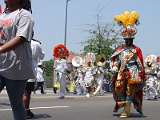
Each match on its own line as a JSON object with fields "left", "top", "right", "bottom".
{"left": 64, "top": 0, "right": 70, "bottom": 46}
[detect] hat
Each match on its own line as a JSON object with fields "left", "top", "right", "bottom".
{"left": 114, "top": 11, "right": 140, "bottom": 39}
{"left": 53, "top": 44, "right": 69, "bottom": 58}
{"left": 145, "top": 54, "right": 157, "bottom": 64}
{"left": 37, "top": 62, "right": 42, "bottom": 66}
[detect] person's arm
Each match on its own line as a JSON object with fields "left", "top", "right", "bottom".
{"left": 0, "top": 36, "right": 26, "bottom": 54}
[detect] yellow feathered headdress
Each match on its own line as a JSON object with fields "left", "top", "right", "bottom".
{"left": 114, "top": 11, "right": 140, "bottom": 39}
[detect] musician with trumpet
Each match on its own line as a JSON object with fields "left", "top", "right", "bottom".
{"left": 93, "top": 54, "right": 106, "bottom": 96}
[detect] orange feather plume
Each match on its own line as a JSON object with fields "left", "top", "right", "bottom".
{"left": 53, "top": 44, "right": 69, "bottom": 58}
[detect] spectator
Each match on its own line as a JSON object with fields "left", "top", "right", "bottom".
{"left": 0, "top": 0, "right": 34, "bottom": 120}
{"left": 23, "top": 35, "right": 45, "bottom": 119}
{"left": 34, "top": 62, "right": 46, "bottom": 94}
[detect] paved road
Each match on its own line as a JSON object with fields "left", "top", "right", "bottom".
{"left": 0, "top": 89, "right": 160, "bottom": 120}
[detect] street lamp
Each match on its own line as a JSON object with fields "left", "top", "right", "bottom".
{"left": 64, "top": 0, "right": 70, "bottom": 46}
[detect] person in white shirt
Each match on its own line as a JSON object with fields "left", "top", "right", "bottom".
{"left": 34, "top": 62, "right": 46, "bottom": 94}
{"left": 23, "top": 34, "right": 45, "bottom": 119}
{"left": 53, "top": 44, "right": 70, "bottom": 99}
{"left": 74, "top": 66, "right": 86, "bottom": 95}
{"left": 93, "top": 66, "right": 105, "bottom": 96}
{"left": 54, "top": 57, "right": 69, "bottom": 99}
{"left": 82, "top": 61, "right": 96, "bottom": 98}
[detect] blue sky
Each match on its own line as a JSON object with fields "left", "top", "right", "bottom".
{"left": 0, "top": 0, "right": 160, "bottom": 61}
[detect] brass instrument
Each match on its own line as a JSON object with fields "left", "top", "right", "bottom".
{"left": 96, "top": 54, "right": 107, "bottom": 67}
{"left": 95, "top": 54, "right": 107, "bottom": 78}
{"left": 72, "top": 56, "right": 82, "bottom": 67}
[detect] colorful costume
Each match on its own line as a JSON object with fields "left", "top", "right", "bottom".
{"left": 144, "top": 54, "right": 158, "bottom": 100}
{"left": 110, "top": 11, "right": 145, "bottom": 118}
{"left": 156, "top": 56, "right": 160, "bottom": 98}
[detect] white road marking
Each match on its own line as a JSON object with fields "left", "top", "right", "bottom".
{"left": 0, "top": 106, "right": 70, "bottom": 111}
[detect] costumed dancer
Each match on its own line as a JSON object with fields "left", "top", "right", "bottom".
{"left": 93, "top": 54, "right": 106, "bottom": 96}
{"left": 85, "top": 47, "right": 96, "bottom": 64}
{"left": 144, "top": 54, "right": 158, "bottom": 100}
{"left": 82, "top": 58, "right": 96, "bottom": 98}
{"left": 75, "top": 65, "right": 86, "bottom": 95}
{"left": 72, "top": 56, "right": 86, "bottom": 95}
{"left": 156, "top": 56, "right": 160, "bottom": 98}
{"left": 110, "top": 11, "right": 145, "bottom": 118}
{"left": 53, "top": 44, "right": 70, "bottom": 99}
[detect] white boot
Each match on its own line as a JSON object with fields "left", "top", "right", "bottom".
{"left": 86, "top": 93, "right": 90, "bottom": 98}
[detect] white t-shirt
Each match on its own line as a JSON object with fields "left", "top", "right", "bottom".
{"left": 36, "top": 67, "right": 44, "bottom": 82}
{"left": 0, "top": 9, "right": 35, "bottom": 80}
{"left": 28, "top": 40, "right": 45, "bottom": 82}
{"left": 54, "top": 59, "right": 68, "bottom": 73}
{"left": 83, "top": 66, "right": 96, "bottom": 83}
{"left": 95, "top": 66, "right": 104, "bottom": 81}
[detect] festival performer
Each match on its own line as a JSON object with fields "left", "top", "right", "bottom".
{"left": 82, "top": 58, "right": 96, "bottom": 98}
{"left": 110, "top": 11, "right": 145, "bottom": 118}
{"left": 156, "top": 56, "right": 160, "bottom": 98}
{"left": 93, "top": 66, "right": 105, "bottom": 96}
{"left": 53, "top": 44, "right": 70, "bottom": 99}
{"left": 144, "top": 54, "right": 158, "bottom": 100}
{"left": 85, "top": 47, "right": 96, "bottom": 64}
{"left": 73, "top": 66, "right": 86, "bottom": 95}
{"left": 93, "top": 54, "right": 107, "bottom": 96}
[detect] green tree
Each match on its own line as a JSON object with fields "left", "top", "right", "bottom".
{"left": 42, "top": 59, "right": 53, "bottom": 88}
{"left": 80, "top": 6, "right": 124, "bottom": 69}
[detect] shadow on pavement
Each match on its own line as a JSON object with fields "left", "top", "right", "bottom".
{"left": 32, "top": 114, "right": 52, "bottom": 119}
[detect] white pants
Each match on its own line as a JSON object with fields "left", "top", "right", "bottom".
{"left": 94, "top": 79, "right": 104, "bottom": 94}
{"left": 145, "top": 81, "right": 158, "bottom": 99}
{"left": 59, "top": 73, "right": 66, "bottom": 97}
{"left": 76, "top": 80, "right": 86, "bottom": 94}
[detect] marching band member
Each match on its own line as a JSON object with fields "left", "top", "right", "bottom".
{"left": 53, "top": 44, "right": 70, "bottom": 99}
{"left": 85, "top": 47, "right": 96, "bottom": 64}
{"left": 93, "top": 66, "right": 105, "bottom": 96}
{"left": 74, "top": 66, "right": 86, "bottom": 95}
{"left": 156, "top": 56, "right": 160, "bottom": 98}
{"left": 82, "top": 60, "right": 96, "bottom": 98}
{"left": 93, "top": 54, "right": 107, "bottom": 96}
{"left": 110, "top": 11, "right": 145, "bottom": 118}
{"left": 144, "top": 54, "right": 158, "bottom": 100}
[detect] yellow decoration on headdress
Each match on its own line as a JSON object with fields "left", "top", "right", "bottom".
{"left": 114, "top": 11, "right": 140, "bottom": 28}
{"left": 114, "top": 11, "right": 140, "bottom": 39}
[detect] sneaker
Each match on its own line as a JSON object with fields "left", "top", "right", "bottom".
{"left": 86, "top": 93, "right": 90, "bottom": 98}
{"left": 154, "top": 96, "right": 157, "bottom": 100}
{"left": 41, "top": 92, "right": 46, "bottom": 94}
{"left": 26, "top": 109, "right": 34, "bottom": 119}
{"left": 59, "top": 96, "right": 65, "bottom": 99}
{"left": 145, "top": 98, "right": 150, "bottom": 100}
{"left": 77, "top": 93, "right": 82, "bottom": 95}
{"left": 99, "top": 93, "right": 104, "bottom": 96}
{"left": 93, "top": 92, "right": 97, "bottom": 96}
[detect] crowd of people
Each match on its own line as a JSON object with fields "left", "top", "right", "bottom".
{"left": 0, "top": 1, "right": 160, "bottom": 120}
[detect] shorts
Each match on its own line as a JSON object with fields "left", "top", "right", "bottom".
{"left": 26, "top": 82, "right": 35, "bottom": 91}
